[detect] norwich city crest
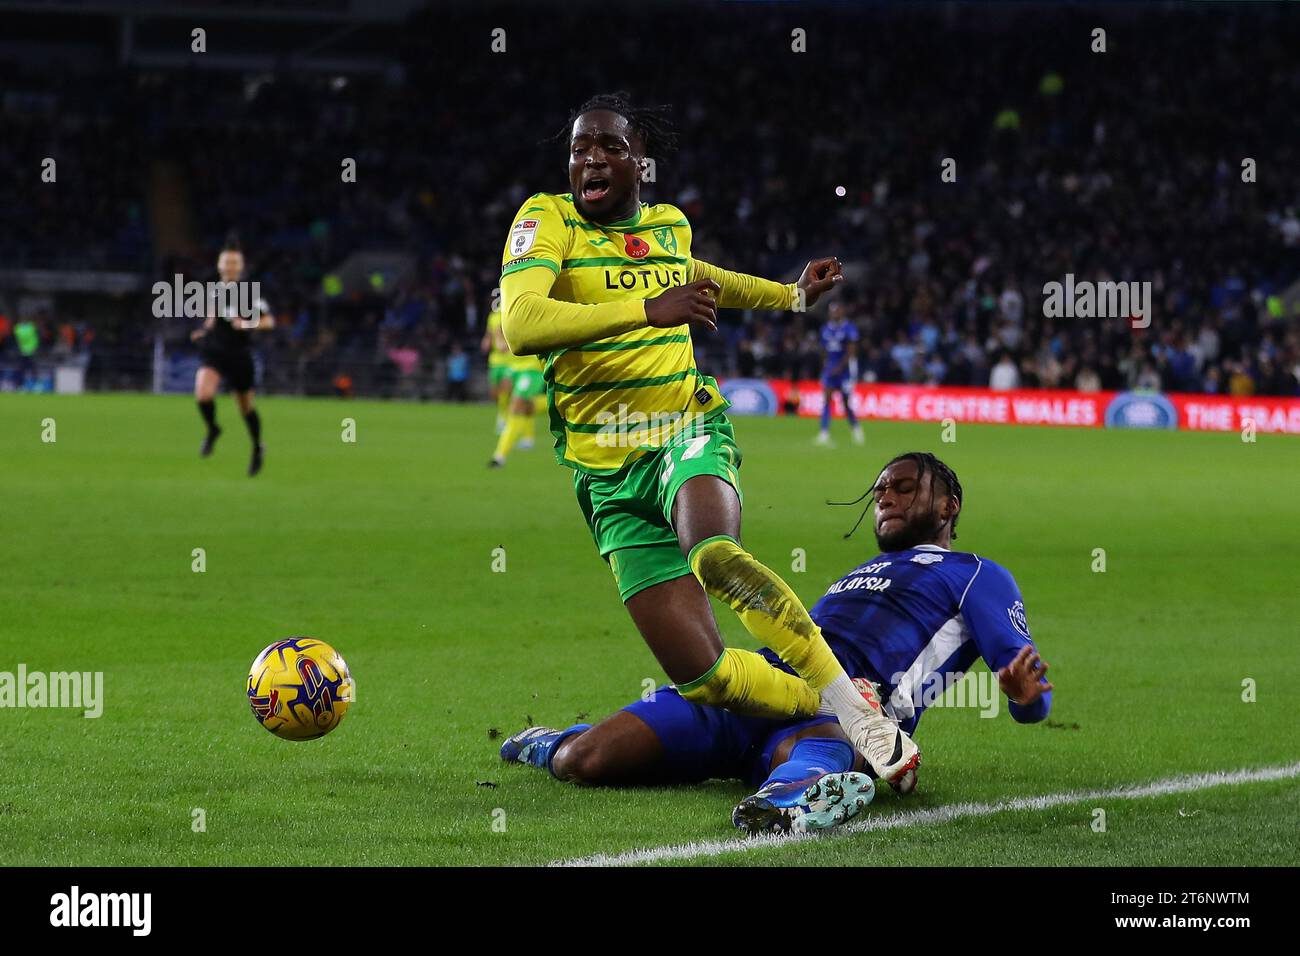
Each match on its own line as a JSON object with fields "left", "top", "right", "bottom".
{"left": 652, "top": 226, "right": 677, "bottom": 256}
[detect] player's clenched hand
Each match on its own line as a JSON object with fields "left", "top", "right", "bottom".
{"left": 997, "top": 645, "right": 1053, "bottom": 705}
{"left": 645, "top": 279, "right": 720, "bottom": 333}
{"left": 797, "top": 257, "right": 845, "bottom": 307}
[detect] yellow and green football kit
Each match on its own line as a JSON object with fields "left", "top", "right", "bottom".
{"left": 499, "top": 193, "right": 796, "bottom": 474}
{"left": 505, "top": 351, "right": 545, "bottom": 401}
{"left": 498, "top": 192, "right": 850, "bottom": 721}
{"left": 486, "top": 308, "right": 513, "bottom": 430}
{"left": 492, "top": 350, "right": 544, "bottom": 463}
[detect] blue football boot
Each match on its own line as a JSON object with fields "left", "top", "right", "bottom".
{"left": 499, "top": 726, "right": 565, "bottom": 768}
{"left": 732, "top": 771, "right": 876, "bottom": 835}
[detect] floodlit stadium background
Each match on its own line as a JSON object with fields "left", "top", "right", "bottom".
{"left": 1, "top": 1, "right": 1297, "bottom": 422}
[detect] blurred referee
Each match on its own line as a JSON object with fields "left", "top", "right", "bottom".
{"left": 190, "top": 235, "right": 274, "bottom": 476}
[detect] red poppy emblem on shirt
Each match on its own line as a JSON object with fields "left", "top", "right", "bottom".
{"left": 624, "top": 234, "right": 650, "bottom": 259}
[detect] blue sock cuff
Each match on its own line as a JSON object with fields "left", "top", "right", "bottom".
{"left": 762, "top": 735, "right": 856, "bottom": 790}
{"left": 789, "top": 736, "right": 856, "bottom": 773}
{"left": 545, "top": 724, "right": 591, "bottom": 778}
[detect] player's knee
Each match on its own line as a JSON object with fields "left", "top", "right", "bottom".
{"left": 550, "top": 732, "right": 613, "bottom": 786}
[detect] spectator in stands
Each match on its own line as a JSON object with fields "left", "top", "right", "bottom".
{"left": 14, "top": 317, "right": 39, "bottom": 383}
{"left": 5, "top": 5, "right": 1296, "bottom": 403}
{"left": 386, "top": 338, "right": 421, "bottom": 378}
{"left": 1227, "top": 361, "right": 1256, "bottom": 397}
{"left": 1135, "top": 362, "right": 1162, "bottom": 391}
{"left": 990, "top": 352, "right": 1020, "bottom": 390}
{"left": 446, "top": 343, "right": 470, "bottom": 402}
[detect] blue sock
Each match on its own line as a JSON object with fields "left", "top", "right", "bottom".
{"left": 819, "top": 398, "right": 832, "bottom": 432}
{"left": 543, "top": 724, "right": 590, "bottom": 777}
{"left": 501, "top": 723, "right": 590, "bottom": 776}
{"left": 843, "top": 390, "right": 858, "bottom": 427}
{"left": 758, "top": 737, "right": 856, "bottom": 805}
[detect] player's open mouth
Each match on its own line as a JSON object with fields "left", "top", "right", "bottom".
{"left": 582, "top": 178, "right": 611, "bottom": 201}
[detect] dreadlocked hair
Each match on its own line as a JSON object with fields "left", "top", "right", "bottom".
{"left": 552, "top": 90, "right": 678, "bottom": 157}
{"left": 828, "top": 451, "right": 963, "bottom": 541}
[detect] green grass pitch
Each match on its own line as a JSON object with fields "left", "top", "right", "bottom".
{"left": 1, "top": 392, "right": 1296, "bottom": 866}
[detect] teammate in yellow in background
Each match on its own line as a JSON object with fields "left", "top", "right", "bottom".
{"left": 480, "top": 308, "right": 513, "bottom": 433}
{"left": 489, "top": 349, "right": 544, "bottom": 467}
{"left": 497, "top": 92, "right": 919, "bottom": 792}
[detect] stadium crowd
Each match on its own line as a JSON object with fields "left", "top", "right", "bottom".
{"left": 1, "top": 4, "right": 1297, "bottom": 397}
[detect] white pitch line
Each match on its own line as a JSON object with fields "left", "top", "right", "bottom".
{"left": 550, "top": 761, "right": 1300, "bottom": 867}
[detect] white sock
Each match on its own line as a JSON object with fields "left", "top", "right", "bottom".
{"left": 820, "top": 672, "right": 880, "bottom": 721}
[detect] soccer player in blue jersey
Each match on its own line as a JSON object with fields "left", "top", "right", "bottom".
{"left": 501, "top": 451, "right": 1054, "bottom": 834}
{"left": 816, "top": 302, "right": 863, "bottom": 447}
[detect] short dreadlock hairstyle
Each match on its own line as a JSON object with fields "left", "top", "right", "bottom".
{"left": 830, "top": 451, "right": 964, "bottom": 541}
{"left": 555, "top": 91, "right": 678, "bottom": 157}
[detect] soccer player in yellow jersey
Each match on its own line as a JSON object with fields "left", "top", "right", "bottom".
{"left": 489, "top": 349, "right": 544, "bottom": 467}
{"left": 498, "top": 93, "right": 918, "bottom": 790}
{"left": 480, "top": 309, "right": 512, "bottom": 432}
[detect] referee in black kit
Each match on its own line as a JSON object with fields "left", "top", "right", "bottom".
{"left": 191, "top": 235, "right": 274, "bottom": 476}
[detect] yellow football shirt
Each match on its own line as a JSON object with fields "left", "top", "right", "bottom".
{"left": 499, "top": 192, "right": 794, "bottom": 474}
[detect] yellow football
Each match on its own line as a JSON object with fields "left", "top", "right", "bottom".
{"left": 247, "top": 637, "right": 354, "bottom": 741}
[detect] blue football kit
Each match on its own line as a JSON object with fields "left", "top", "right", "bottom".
{"left": 621, "top": 544, "right": 1052, "bottom": 785}
{"left": 819, "top": 319, "right": 859, "bottom": 432}
{"left": 820, "top": 318, "right": 859, "bottom": 388}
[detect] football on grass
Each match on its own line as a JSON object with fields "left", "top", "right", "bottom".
{"left": 247, "top": 638, "right": 354, "bottom": 741}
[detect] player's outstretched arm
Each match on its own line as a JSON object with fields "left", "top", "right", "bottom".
{"left": 960, "top": 561, "right": 1053, "bottom": 723}
{"left": 501, "top": 270, "right": 719, "bottom": 354}
{"left": 690, "top": 256, "right": 843, "bottom": 311}
{"left": 499, "top": 266, "right": 645, "bottom": 354}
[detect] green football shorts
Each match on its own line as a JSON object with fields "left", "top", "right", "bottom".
{"left": 489, "top": 363, "right": 510, "bottom": 388}
{"left": 510, "top": 367, "right": 545, "bottom": 401}
{"left": 574, "top": 414, "right": 743, "bottom": 602}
